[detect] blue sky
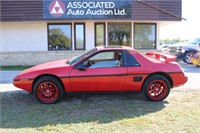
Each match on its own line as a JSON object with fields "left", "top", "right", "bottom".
{"left": 160, "top": 0, "right": 200, "bottom": 40}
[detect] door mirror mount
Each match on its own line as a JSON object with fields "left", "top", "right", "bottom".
{"left": 76, "top": 64, "right": 88, "bottom": 71}
{"left": 78, "top": 67, "right": 86, "bottom": 71}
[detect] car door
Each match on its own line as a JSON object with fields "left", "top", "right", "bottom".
{"left": 69, "top": 50, "right": 127, "bottom": 92}
{"left": 122, "top": 50, "right": 145, "bottom": 92}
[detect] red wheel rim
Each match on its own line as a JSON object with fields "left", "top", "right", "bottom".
{"left": 147, "top": 80, "right": 168, "bottom": 100}
{"left": 37, "top": 81, "right": 59, "bottom": 103}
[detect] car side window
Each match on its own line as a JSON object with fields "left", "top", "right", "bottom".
{"left": 77, "top": 51, "right": 123, "bottom": 69}
{"left": 124, "top": 51, "right": 141, "bottom": 67}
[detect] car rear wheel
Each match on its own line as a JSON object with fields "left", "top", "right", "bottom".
{"left": 183, "top": 52, "right": 194, "bottom": 64}
{"left": 143, "top": 75, "right": 171, "bottom": 101}
{"left": 34, "top": 76, "right": 63, "bottom": 104}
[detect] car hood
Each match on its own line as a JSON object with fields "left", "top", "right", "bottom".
{"left": 25, "top": 59, "right": 69, "bottom": 72}
{"left": 15, "top": 59, "right": 71, "bottom": 79}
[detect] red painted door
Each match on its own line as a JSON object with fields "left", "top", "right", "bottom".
{"left": 69, "top": 67, "right": 127, "bottom": 92}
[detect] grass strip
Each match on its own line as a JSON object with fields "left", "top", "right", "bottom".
{"left": 0, "top": 66, "right": 33, "bottom": 70}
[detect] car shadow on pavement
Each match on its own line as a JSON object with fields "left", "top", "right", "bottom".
{"left": 1, "top": 90, "right": 168, "bottom": 129}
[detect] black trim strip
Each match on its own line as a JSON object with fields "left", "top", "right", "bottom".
{"left": 17, "top": 72, "right": 183, "bottom": 81}
{"left": 60, "top": 76, "right": 70, "bottom": 78}
{"left": 68, "top": 74, "right": 125, "bottom": 78}
{"left": 60, "top": 72, "right": 183, "bottom": 79}
{"left": 13, "top": 71, "right": 184, "bottom": 85}
{"left": 61, "top": 73, "right": 148, "bottom": 79}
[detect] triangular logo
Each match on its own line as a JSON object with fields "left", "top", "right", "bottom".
{"left": 50, "top": 1, "right": 64, "bottom": 14}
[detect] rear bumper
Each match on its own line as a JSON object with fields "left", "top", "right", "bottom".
{"left": 170, "top": 72, "right": 188, "bottom": 88}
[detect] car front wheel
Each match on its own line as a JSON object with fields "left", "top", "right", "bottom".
{"left": 143, "top": 75, "right": 171, "bottom": 101}
{"left": 34, "top": 76, "right": 63, "bottom": 104}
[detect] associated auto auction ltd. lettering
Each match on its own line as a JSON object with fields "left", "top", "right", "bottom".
{"left": 67, "top": 2, "right": 115, "bottom": 9}
{"left": 44, "top": 0, "right": 131, "bottom": 19}
{"left": 66, "top": 2, "right": 127, "bottom": 16}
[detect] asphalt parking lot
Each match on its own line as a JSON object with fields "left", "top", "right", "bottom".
{"left": 0, "top": 62, "right": 200, "bottom": 92}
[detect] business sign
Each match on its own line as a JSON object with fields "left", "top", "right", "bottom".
{"left": 43, "top": 0, "right": 132, "bottom": 19}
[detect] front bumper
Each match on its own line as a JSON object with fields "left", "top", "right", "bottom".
{"left": 13, "top": 78, "right": 33, "bottom": 93}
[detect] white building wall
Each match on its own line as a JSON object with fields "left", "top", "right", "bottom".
{"left": 0, "top": 21, "right": 161, "bottom": 51}
{"left": 0, "top": 22, "right": 47, "bottom": 51}
{"left": 85, "top": 21, "right": 95, "bottom": 50}
{"left": 157, "top": 22, "right": 160, "bottom": 47}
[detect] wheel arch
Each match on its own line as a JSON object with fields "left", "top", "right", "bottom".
{"left": 32, "top": 74, "right": 65, "bottom": 93}
{"left": 142, "top": 72, "right": 173, "bottom": 90}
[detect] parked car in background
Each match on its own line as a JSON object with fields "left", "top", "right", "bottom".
{"left": 191, "top": 52, "right": 200, "bottom": 67}
{"left": 181, "top": 46, "right": 200, "bottom": 64}
{"left": 158, "top": 42, "right": 174, "bottom": 53}
{"left": 167, "top": 38, "right": 200, "bottom": 64}
{"left": 13, "top": 46, "right": 188, "bottom": 104}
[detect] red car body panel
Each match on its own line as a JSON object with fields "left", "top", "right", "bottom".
{"left": 69, "top": 67, "right": 127, "bottom": 92}
{"left": 13, "top": 46, "right": 188, "bottom": 94}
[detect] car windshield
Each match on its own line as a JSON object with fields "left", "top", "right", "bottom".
{"left": 68, "top": 48, "right": 97, "bottom": 65}
{"left": 187, "top": 38, "right": 200, "bottom": 45}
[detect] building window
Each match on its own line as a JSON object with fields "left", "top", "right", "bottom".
{"left": 95, "top": 23, "right": 105, "bottom": 46}
{"left": 134, "top": 23, "right": 156, "bottom": 49}
{"left": 48, "top": 24, "right": 72, "bottom": 50}
{"left": 74, "top": 23, "right": 85, "bottom": 50}
{"left": 108, "top": 23, "right": 131, "bottom": 47}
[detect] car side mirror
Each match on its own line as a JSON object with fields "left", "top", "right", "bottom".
{"left": 76, "top": 61, "right": 88, "bottom": 71}
{"left": 78, "top": 66, "right": 87, "bottom": 71}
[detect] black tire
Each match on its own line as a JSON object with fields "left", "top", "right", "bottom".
{"left": 143, "top": 75, "right": 171, "bottom": 101}
{"left": 183, "top": 52, "right": 194, "bottom": 64}
{"left": 33, "top": 76, "right": 63, "bottom": 104}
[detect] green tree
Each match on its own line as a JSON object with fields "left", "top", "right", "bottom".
{"left": 135, "top": 24, "right": 155, "bottom": 49}
{"left": 49, "top": 28, "right": 71, "bottom": 49}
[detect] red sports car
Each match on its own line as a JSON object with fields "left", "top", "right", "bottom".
{"left": 13, "top": 46, "right": 188, "bottom": 104}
